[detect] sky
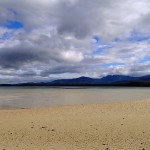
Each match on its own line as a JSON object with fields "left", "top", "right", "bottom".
{"left": 0, "top": 0, "right": 150, "bottom": 83}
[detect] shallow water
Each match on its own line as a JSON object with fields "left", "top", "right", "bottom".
{"left": 0, "top": 86, "right": 150, "bottom": 109}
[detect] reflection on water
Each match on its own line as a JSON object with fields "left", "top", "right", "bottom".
{"left": 0, "top": 86, "right": 150, "bottom": 109}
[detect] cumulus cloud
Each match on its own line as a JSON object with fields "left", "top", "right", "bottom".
{"left": 0, "top": 0, "right": 150, "bottom": 83}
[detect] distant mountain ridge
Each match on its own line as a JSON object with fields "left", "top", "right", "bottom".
{"left": 49, "top": 75, "right": 150, "bottom": 85}
{"left": 2, "top": 75, "right": 150, "bottom": 86}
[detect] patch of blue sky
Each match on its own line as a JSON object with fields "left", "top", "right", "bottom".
{"left": 127, "top": 30, "right": 150, "bottom": 42}
{"left": 102, "top": 62, "right": 124, "bottom": 68}
{"left": 128, "top": 35, "right": 150, "bottom": 42}
{"left": 0, "top": 32, "right": 13, "bottom": 40}
{"left": 139, "top": 57, "right": 150, "bottom": 63}
{"left": 91, "top": 44, "right": 113, "bottom": 55}
{"left": 93, "top": 35, "right": 100, "bottom": 43}
{"left": 1, "top": 20, "right": 23, "bottom": 29}
{"left": 114, "top": 37, "right": 122, "bottom": 42}
{"left": 92, "top": 35, "right": 114, "bottom": 55}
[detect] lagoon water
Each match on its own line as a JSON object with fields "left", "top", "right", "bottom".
{"left": 0, "top": 87, "right": 150, "bottom": 109}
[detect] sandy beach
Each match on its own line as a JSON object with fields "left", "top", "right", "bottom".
{"left": 0, "top": 100, "right": 150, "bottom": 150}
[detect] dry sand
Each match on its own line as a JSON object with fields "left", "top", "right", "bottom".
{"left": 0, "top": 100, "right": 150, "bottom": 150}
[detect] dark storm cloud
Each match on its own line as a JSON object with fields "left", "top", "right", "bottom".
{"left": 0, "top": 46, "right": 49, "bottom": 68}
{"left": 56, "top": 0, "right": 106, "bottom": 38}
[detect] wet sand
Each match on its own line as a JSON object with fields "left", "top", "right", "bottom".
{"left": 0, "top": 100, "right": 150, "bottom": 150}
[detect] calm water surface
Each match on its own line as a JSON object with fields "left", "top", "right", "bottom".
{"left": 0, "top": 87, "right": 150, "bottom": 109}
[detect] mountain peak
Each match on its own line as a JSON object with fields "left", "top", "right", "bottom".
{"left": 77, "top": 76, "right": 92, "bottom": 79}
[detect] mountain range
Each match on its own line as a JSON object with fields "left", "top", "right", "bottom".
{"left": 2, "top": 75, "right": 150, "bottom": 86}
{"left": 48, "top": 75, "right": 150, "bottom": 86}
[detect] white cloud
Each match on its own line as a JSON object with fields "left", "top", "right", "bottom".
{"left": 61, "top": 50, "right": 84, "bottom": 62}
